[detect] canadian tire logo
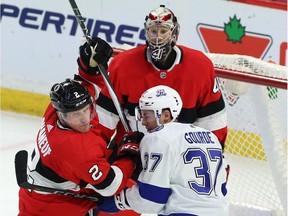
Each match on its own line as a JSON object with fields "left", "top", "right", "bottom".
{"left": 197, "top": 15, "right": 272, "bottom": 59}
{"left": 197, "top": 15, "right": 274, "bottom": 105}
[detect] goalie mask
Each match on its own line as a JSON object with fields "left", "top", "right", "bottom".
{"left": 135, "top": 85, "right": 183, "bottom": 126}
{"left": 144, "top": 5, "right": 180, "bottom": 62}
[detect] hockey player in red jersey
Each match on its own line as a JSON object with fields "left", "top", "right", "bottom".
{"left": 18, "top": 79, "right": 144, "bottom": 216}
{"left": 78, "top": 5, "right": 227, "bottom": 149}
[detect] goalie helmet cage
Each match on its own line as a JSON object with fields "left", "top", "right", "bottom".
{"left": 113, "top": 48, "right": 288, "bottom": 216}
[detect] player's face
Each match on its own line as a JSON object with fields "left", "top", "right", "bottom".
{"left": 63, "top": 105, "right": 92, "bottom": 133}
{"left": 140, "top": 110, "right": 158, "bottom": 131}
{"left": 147, "top": 25, "right": 171, "bottom": 46}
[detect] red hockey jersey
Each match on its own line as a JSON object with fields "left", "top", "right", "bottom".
{"left": 18, "top": 79, "right": 135, "bottom": 216}
{"left": 97, "top": 45, "right": 227, "bottom": 146}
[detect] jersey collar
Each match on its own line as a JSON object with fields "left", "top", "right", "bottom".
{"left": 146, "top": 46, "right": 182, "bottom": 72}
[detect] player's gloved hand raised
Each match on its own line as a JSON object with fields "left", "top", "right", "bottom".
{"left": 117, "top": 131, "right": 144, "bottom": 164}
{"left": 77, "top": 37, "right": 113, "bottom": 75}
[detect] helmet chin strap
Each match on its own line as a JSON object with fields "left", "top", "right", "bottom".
{"left": 57, "top": 112, "right": 70, "bottom": 128}
{"left": 58, "top": 112, "right": 65, "bottom": 121}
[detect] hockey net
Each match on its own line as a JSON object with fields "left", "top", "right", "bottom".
{"left": 113, "top": 48, "right": 288, "bottom": 216}
{"left": 207, "top": 53, "right": 287, "bottom": 216}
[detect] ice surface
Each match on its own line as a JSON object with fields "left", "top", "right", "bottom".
{"left": 0, "top": 111, "right": 41, "bottom": 215}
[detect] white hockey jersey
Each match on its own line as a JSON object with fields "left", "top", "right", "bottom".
{"left": 125, "top": 122, "right": 228, "bottom": 216}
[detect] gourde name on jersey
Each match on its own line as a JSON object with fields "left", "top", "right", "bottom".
{"left": 125, "top": 122, "right": 228, "bottom": 216}
{"left": 185, "top": 130, "right": 215, "bottom": 144}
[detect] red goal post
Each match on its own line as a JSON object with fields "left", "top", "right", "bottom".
{"left": 112, "top": 47, "right": 288, "bottom": 216}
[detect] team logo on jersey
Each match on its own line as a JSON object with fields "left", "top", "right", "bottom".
{"left": 160, "top": 71, "right": 167, "bottom": 79}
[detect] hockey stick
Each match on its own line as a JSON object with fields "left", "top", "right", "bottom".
{"left": 14, "top": 150, "right": 102, "bottom": 202}
{"left": 68, "top": 0, "right": 132, "bottom": 133}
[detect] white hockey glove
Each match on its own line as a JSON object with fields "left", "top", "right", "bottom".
{"left": 98, "top": 190, "right": 131, "bottom": 213}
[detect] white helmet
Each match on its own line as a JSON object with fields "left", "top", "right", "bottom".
{"left": 138, "top": 85, "right": 183, "bottom": 123}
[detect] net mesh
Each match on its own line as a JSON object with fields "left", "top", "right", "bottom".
{"left": 113, "top": 48, "right": 288, "bottom": 215}
{"left": 221, "top": 82, "right": 287, "bottom": 215}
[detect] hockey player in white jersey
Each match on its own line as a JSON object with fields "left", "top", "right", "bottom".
{"left": 99, "top": 85, "right": 229, "bottom": 216}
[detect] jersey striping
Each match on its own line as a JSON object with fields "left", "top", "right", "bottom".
{"left": 96, "top": 45, "right": 227, "bottom": 145}
{"left": 125, "top": 122, "right": 228, "bottom": 216}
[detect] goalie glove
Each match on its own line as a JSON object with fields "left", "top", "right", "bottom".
{"left": 77, "top": 37, "right": 113, "bottom": 75}
{"left": 98, "top": 190, "right": 131, "bottom": 213}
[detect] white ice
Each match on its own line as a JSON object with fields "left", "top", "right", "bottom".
{"left": 0, "top": 111, "right": 41, "bottom": 215}
{"left": 0, "top": 111, "right": 283, "bottom": 216}
{"left": 0, "top": 111, "right": 157, "bottom": 216}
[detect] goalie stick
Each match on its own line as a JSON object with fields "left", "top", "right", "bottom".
{"left": 68, "top": 0, "right": 132, "bottom": 134}
{"left": 14, "top": 150, "right": 102, "bottom": 202}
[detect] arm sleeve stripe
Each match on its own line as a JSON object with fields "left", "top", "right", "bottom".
{"left": 125, "top": 100, "right": 138, "bottom": 116}
{"left": 137, "top": 180, "right": 171, "bottom": 204}
{"left": 178, "top": 107, "right": 197, "bottom": 123}
{"left": 97, "top": 93, "right": 118, "bottom": 115}
{"left": 87, "top": 166, "right": 123, "bottom": 196}
{"left": 92, "top": 167, "right": 115, "bottom": 190}
{"left": 35, "top": 156, "right": 67, "bottom": 183}
{"left": 196, "top": 97, "right": 225, "bottom": 118}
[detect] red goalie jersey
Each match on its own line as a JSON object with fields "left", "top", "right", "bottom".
{"left": 96, "top": 45, "right": 227, "bottom": 147}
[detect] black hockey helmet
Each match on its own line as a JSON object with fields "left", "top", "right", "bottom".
{"left": 50, "top": 79, "right": 92, "bottom": 113}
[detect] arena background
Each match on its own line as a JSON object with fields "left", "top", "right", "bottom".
{"left": 1, "top": 0, "right": 287, "bottom": 116}
{"left": 0, "top": 0, "right": 287, "bottom": 215}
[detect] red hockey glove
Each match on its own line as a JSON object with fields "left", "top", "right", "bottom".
{"left": 117, "top": 131, "right": 144, "bottom": 165}
{"left": 77, "top": 37, "right": 113, "bottom": 75}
